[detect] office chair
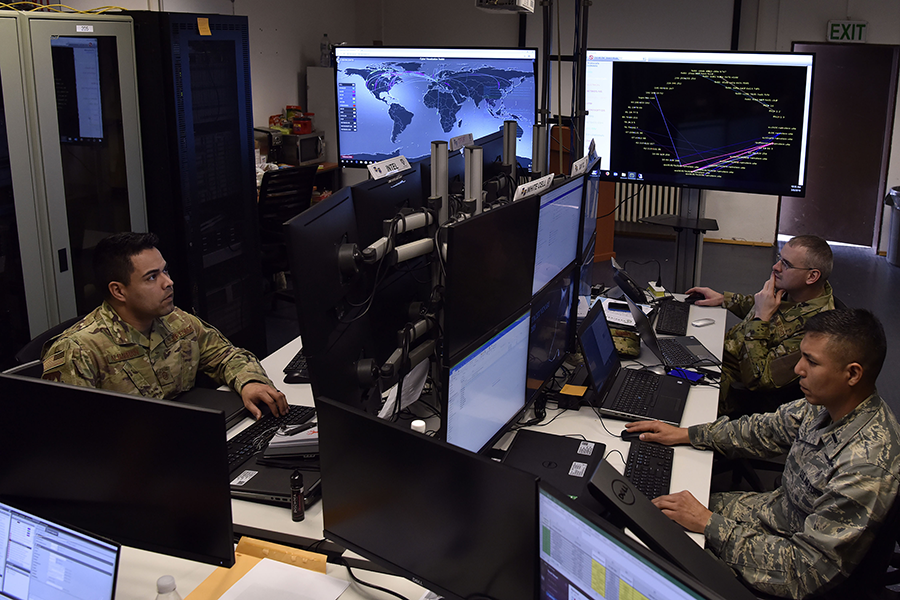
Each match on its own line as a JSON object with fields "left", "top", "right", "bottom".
{"left": 4, "top": 314, "right": 85, "bottom": 378}
{"left": 257, "top": 165, "right": 319, "bottom": 305}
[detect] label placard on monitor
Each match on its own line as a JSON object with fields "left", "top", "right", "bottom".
{"left": 449, "top": 133, "right": 474, "bottom": 152}
{"left": 571, "top": 155, "right": 591, "bottom": 177}
{"left": 513, "top": 173, "right": 554, "bottom": 201}
{"left": 367, "top": 155, "right": 411, "bottom": 181}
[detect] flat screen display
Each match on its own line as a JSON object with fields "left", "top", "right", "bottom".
{"left": 527, "top": 266, "right": 575, "bottom": 401}
{"left": 533, "top": 176, "right": 584, "bottom": 295}
{"left": 583, "top": 50, "right": 814, "bottom": 196}
{"left": 335, "top": 46, "right": 537, "bottom": 167}
{"left": 447, "top": 311, "right": 530, "bottom": 454}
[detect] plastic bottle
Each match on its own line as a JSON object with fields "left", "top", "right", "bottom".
{"left": 319, "top": 34, "right": 331, "bottom": 68}
{"left": 155, "top": 575, "right": 183, "bottom": 600}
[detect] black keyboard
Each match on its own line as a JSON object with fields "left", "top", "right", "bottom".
{"left": 624, "top": 440, "right": 674, "bottom": 500}
{"left": 607, "top": 369, "right": 660, "bottom": 418}
{"left": 655, "top": 300, "right": 691, "bottom": 336}
{"left": 227, "top": 404, "right": 315, "bottom": 471}
{"left": 283, "top": 348, "right": 310, "bottom": 384}
{"left": 658, "top": 338, "right": 697, "bottom": 366}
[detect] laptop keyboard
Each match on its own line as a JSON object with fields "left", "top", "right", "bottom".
{"left": 658, "top": 338, "right": 696, "bottom": 366}
{"left": 655, "top": 301, "right": 690, "bottom": 336}
{"left": 227, "top": 405, "right": 315, "bottom": 471}
{"left": 624, "top": 440, "right": 673, "bottom": 499}
{"left": 607, "top": 369, "right": 660, "bottom": 418}
{"left": 283, "top": 348, "right": 311, "bottom": 384}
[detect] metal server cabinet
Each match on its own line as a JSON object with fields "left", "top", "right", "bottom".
{"left": 127, "top": 11, "right": 265, "bottom": 356}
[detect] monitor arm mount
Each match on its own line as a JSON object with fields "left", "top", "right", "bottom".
{"left": 356, "top": 312, "right": 437, "bottom": 389}
{"left": 338, "top": 208, "right": 435, "bottom": 277}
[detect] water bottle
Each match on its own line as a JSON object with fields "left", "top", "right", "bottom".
{"left": 319, "top": 34, "right": 331, "bottom": 67}
{"left": 155, "top": 575, "right": 183, "bottom": 600}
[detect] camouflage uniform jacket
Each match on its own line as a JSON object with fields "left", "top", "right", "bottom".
{"left": 721, "top": 282, "right": 834, "bottom": 393}
{"left": 688, "top": 394, "right": 900, "bottom": 599}
{"left": 40, "top": 301, "right": 273, "bottom": 399}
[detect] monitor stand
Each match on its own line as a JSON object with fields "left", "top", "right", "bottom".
{"left": 639, "top": 187, "right": 718, "bottom": 292}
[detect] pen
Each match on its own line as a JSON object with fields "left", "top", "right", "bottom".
{"left": 281, "top": 421, "right": 316, "bottom": 436}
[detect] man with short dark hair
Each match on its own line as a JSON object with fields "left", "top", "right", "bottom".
{"left": 687, "top": 235, "right": 835, "bottom": 415}
{"left": 41, "top": 232, "right": 287, "bottom": 419}
{"left": 625, "top": 309, "right": 900, "bottom": 599}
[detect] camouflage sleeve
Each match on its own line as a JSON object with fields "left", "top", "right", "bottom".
{"left": 728, "top": 316, "right": 805, "bottom": 392}
{"left": 722, "top": 291, "right": 755, "bottom": 319}
{"left": 704, "top": 463, "right": 899, "bottom": 598}
{"left": 40, "top": 336, "right": 100, "bottom": 388}
{"left": 688, "top": 399, "right": 805, "bottom": 458}
{"left": 190, "top": 317, "right": 274, "bottom": 393}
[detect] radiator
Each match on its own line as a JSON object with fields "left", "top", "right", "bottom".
{"left": 615, "top": 182, "right": 681, "bottom": 222}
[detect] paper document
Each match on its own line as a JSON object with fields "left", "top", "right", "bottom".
{"left": 218, "top": 558, "right": 349, "bottom": 600}
{"left": 601, "top": 297, "right": 651, "bottom": 327}
{"left": 378, "top": 358, "right": 429, "bottom": 419}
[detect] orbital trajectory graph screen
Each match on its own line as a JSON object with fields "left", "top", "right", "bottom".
{"left": 334, "top": 46, "right": 537, "bottom": 168}
{"left": 584, "top": 50, "right": 814, "bottom": 196}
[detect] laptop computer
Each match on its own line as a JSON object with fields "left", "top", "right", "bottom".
{"left": 503, "top": 429, "right": 607, "bottom": 516}
{"left": 0, "top": 499, "right": 121, "bottom": 599}
{"left": 229, "top": 461, "right": 321, "bottom": 508}
{"left": 624, "top": 295, "right": 720, "bottom": 368}
{"left": 179, "top": 386, "right": 250, "bottom": 430}
{"left": 578, "top": 299, "right": 689, "bottom": 425}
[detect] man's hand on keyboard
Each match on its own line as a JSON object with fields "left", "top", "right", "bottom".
{"left": 651, "top": 491, "right": 712, "bottom": 533}
{"left": 241, "top": 382, "right": 289, "bottom": 419}
{"left": 624, "top": 420, "right": 690, "bottom": 446}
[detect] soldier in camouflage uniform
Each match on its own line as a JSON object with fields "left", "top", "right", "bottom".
{"left": 625, "top": 309, "right": 900, "bottom": 599}
{"left": 687, "top": 235, "right": 835, "bottom": 416}
{"left": 41, "top": 232, "right": 288, "bottom": 420}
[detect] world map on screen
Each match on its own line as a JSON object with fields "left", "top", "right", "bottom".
{"left": 337, "top": 58, "right": 535, "bottom": 164}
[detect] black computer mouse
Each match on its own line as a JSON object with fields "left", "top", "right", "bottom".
{"left": 620, "top": 429, "right": 643, "bottom": 442}
{"left": 684, "top": 292, "right": 705, "bottom": 305}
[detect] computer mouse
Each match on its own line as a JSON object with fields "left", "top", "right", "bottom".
{"left": 620, "top": 429, "right": 643, "bottom": 442}
{"left": 684, "top": 292, "right": 705, "bottom": 305}
{"left": 647, "top": 365, "right": 667, "bottom": 376}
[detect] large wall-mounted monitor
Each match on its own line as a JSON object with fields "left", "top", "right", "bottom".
{"left": 583, "top": 50, "right": 814, "bottom": 196}
{"left": 334, "top": 46, "right": 537, "bottom": 168}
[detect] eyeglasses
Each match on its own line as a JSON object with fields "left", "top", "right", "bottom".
{"left": 776, "top": 253, "right": 816, "bottom": 271}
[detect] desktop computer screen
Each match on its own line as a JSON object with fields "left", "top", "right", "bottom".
{"left": 445, "top": 309, "right": 530, "bottom": 454}
{"left": 533, "top": 175, "right": 584, "bottom": 295}
{"left": 583, "top": 49, "right": 814, "bottom": 196}
{"left": 0, "top": 499, "right": 120, "bottom": 600}
{"left": 442, "top": 194, "right": 539, "bottom": 361}
{"left": 580, "top": 158, "right": 601, "bottom": 258}
{"left": 316, "top": 395, "right": 538, "bottom": 600}
{"left": 527, "top": 265, "right": 576, "bottom": 402}
{"left": 351, "top": 164, "right": 425, "bottom": 249}
{"left": 538, "top": 483, "right": 730, "bottom": 600}
{"left": 0, "top": 374, "right": 235, "bottom": 567}
{"left": 334, "top": 46, "right": 537, "bottom": 168}
{"left": 579, "top": 235, "right": 596, "bottom": 299}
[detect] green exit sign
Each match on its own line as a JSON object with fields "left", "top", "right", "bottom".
{"left": 827, "top": 20, "right": 867, "bottom": 43}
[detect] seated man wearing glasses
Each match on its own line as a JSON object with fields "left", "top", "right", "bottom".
{"left": 687, "top": 235, "right": 834, "bottom": 416}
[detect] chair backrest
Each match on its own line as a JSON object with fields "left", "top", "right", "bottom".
{"left": 257, "top": 165, "right": 319, "bottom": 236}
{"left": 14, "top": 315, "right": 85, "bottom": 366}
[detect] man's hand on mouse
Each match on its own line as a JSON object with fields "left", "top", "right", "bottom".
{"left": 684, "top": 286, "right": 724, "bottom": 307}
{"left": 623, "top": 420, "right": 690, "bottom": 446}
{"left": 241, "top": 382, "right": 289, "bottom": 420}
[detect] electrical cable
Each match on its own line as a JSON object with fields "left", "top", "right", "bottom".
{"left": 337, "top": 557, "right": 411, "bottom": 600}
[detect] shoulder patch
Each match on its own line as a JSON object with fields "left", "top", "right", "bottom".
{"left": 42, "top": 352, "right": 66, "bottom": 371}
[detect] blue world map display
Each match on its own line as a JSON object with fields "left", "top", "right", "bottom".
{"left": 336, "top": 55, "right": 536, "bottom": 166}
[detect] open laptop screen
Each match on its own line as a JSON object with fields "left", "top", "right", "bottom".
{"left": 0, "top": 500, "right": 120, "bottom": 600}
{"left": 577, "top": 301, "right": 620, "bottom": 396}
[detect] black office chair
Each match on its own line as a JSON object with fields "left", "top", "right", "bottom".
{"left": 257, "top": 165, "right": 319, "bottom": 305}
{"left": 4, "top": 314, "right": 85, "bottom": 377}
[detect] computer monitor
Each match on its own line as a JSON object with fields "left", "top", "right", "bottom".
{"left": 583, "top": 49, "right": 814, "bottom": 196}
{"left": 533, "top": 175, "right": 584, "bottom": 296}
{"left": 0, "top": 499, "right": 121, "bottom": 600}
{"left": 316, "top": 395, "right": 538, "bottom": 600}
{"left": 579, "top": 234, "right": 596, "bottom": 299}
{"left": 444, "top": 309, "right": 531, "bottom": 454}
{"left": 0, "top": 374, "right": 235, "bottom": 567}
{"left": 538, "top": 482, "right": 736, "bottom": 600}
{"left": 351, "top": 165, "right": 425, "bottom": 249}
{"left": 442, "top": 194, "right": 539, "bottom": 361}
{"left": 579, "top": 157, "right": 601, "bottom": 259}
{"left": 334, "top": 46, "right": 537, "bottom": 168}
{"left": 527, "top": 265, "right": 576, "bottom": 402}
{"left": 51, "top": 37, "right": 105, "bottom": 144}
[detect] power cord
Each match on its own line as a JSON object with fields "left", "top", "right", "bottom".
{"left": 337, "top": 557, "right": 411, "bottom": 600}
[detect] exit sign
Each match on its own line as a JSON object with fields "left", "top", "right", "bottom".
{"left": 827, "top": 20, "right": 867, "bottom": 43}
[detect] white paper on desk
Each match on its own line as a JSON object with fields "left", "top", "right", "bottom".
{"left": 218, "top": 558, "right": 349, "bottom": 600}
{"left": 600, "top": 297, "right": 651, "bottom": 327}
{"left": 577, "top": 295, "right": 600, "bottom": 318}
{"left": 378, "top": 358, "right": 429, "bottom": 419}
